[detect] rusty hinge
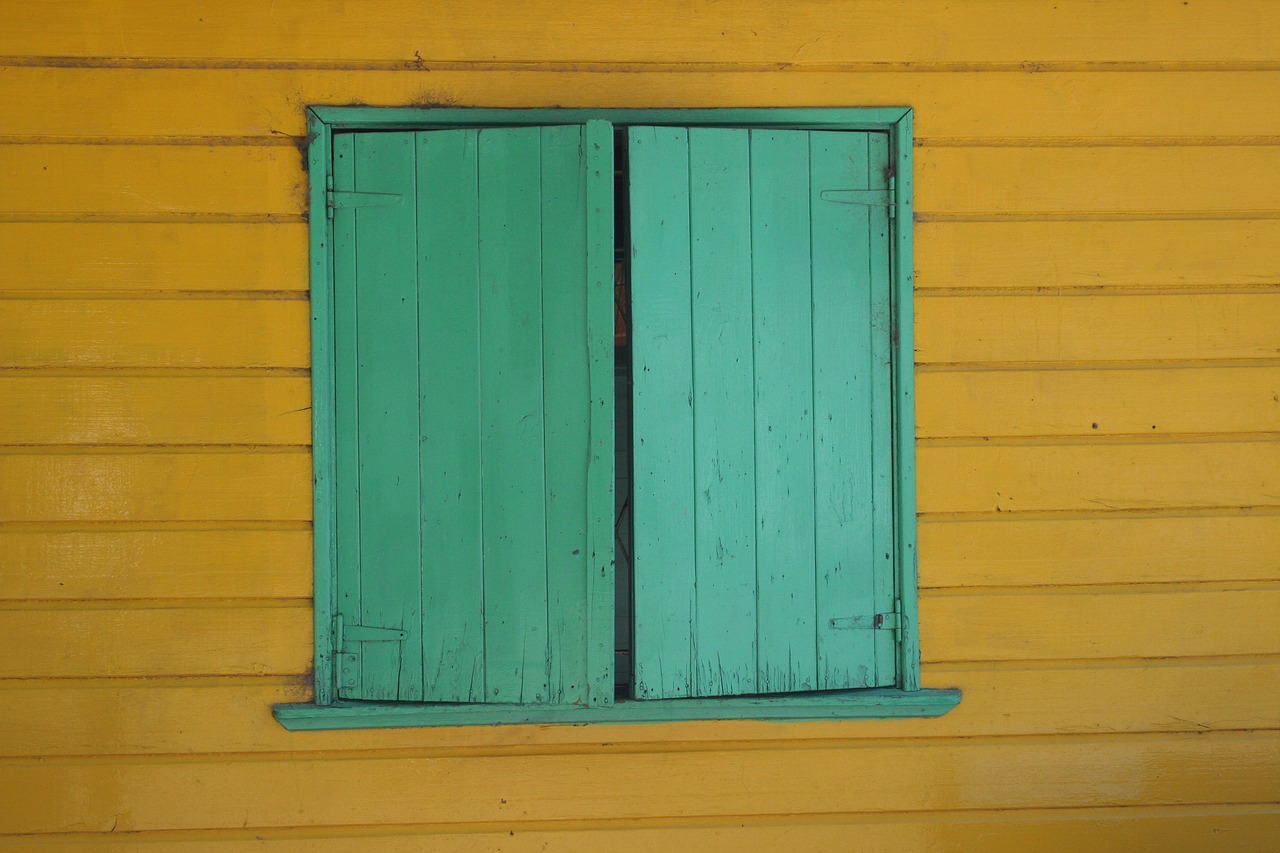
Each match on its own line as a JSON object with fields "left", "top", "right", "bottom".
{"left": 820, "top": 181, "right": 897, "bottom": 220}
{"left": 335, "top": 614, "right": 408, "bottom": 693}
{"left": 326, "top": 190, "right": 405, "bottom": 212}
{"left": 335, "top": 613, "right": 408, "bottom": 652}
{"left": 828, "top": 612, "right": 901, "bottom": 631}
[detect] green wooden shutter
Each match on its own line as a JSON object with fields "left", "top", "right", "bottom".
{"left": 628, "top": 126, "right": 896, "bottom": 699}
{"left": 332, "top": 122, "right": 614, "bottom": 705}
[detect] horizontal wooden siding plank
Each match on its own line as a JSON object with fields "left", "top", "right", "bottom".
{"left": 0, "top": 451, "right": 311, "bottom": 522}
{"left": 0, "top": 299, "right": 308, "bottom": 368}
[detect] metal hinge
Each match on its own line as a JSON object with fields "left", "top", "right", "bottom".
{"left": 820, "top": 186, "right": 896, "bottom": 220}
{"left": 334, "top": 614, "right": 408, "bottom": 693}
{"left": 326, "top": 190, "right": 405, "bottom": 212}
{"left": 828, "top": 608, "right": 902, "bottom": 632}
{"left": 335, "top": 613, "right": 408, "bottom": 652}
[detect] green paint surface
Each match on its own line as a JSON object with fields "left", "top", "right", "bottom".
{"left": 629, "top": 126, "right": 898, "bottom": 699}
{"left": 332, "top": 124, "right": 612, "bottom": 705}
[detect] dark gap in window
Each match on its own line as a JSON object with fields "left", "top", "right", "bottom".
{"left": 613, "top": 128, "right": 634, "bottom": 695}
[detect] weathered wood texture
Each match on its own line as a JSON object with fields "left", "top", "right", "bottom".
{"left": 1, "top": 0, "right": 1277, "bottom": 849}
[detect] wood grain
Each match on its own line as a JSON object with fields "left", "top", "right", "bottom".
{"left": 919, "top": 514, "right": 1280, "bottom": 587}
{"left": 916, "top": 367, "right": 1280, "bottom": 438}
{"left": 0, "top": 222, "right": 307, "bottom": 292}
{"left": 5, "top": 1, "right": 1275, "bottom": 64}
{"left": 2, "top": 144, "right": 301, "bottom": 216}
{"left": 917, "top": 146, "right": 1280, "bottom": 215}
{"left": 0, "top": 658, "right": 1274, "bottom": 757}
{"left": 3, "top": 730, "right": 1278, "bottom": 833}
{"left": 917, "top": 441, "right": 1280, "bottom": 514}
{"left": 0, "top": 375, "right": 311, "bottom": 444}
{"left": 0, "top": 299, "right": 308, "bottom": 368}
{"left": 921, "top": 586, "right": 1280, "bottom": 662}
{"left": 917, "top": 293, "right": 1280, "bottom": 365}
{"left": 0, "top": 605, "right": 311, "bottom": 679}
{"left": 916, "top": 219, "right": 1280, "bottom": 291}
{"left": 9, "top": 69, "right": 1280, "bottom": 139}
{"left": 0, "top": 528, "right": 311, "bottom": 600}
{"left": 0, "top": 451, "right": 311, "bottom": 522}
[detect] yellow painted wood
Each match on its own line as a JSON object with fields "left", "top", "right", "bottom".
{"left": 920, "top": 514, "right": 1280, "bottom": 587}
{"left": 0, "top": 222, "right": 307, "bottom": 292}
{"left": 2, "top": 659, "right": 1275, "bottom": 757}
{"left": 9, "top": 69, "right": 1280, "bottom": 139}
{"left": 11, "top": 144, "right": 1280, "bottom": 219}
{"left": 5, "top": 1, "right": 1276, "bottom": 64}
{"left": 1, "top": 586, "right": 1270, "bottom": 682}
{"left": 917, "top": 293, "right": 1280, "bottom": 364}
{"left": 921, "top": 586, "right": 1280, "bottom": 662}
{"left": 0, "top": 299, "right": 308, "bottom": 368}
{"left": 917, "top": 367, "right": 1280, "bottom": 438}
{"left": 917, "top": 146, "right": 1280, "bottom": 214}
{"left": 917, "top": 220, "right": 1280, "bottom": 290}
{"left": 0, "top": 451, "right": 311, "bottom": 522}
{"left": 0, "top": 529, "right": 311, "bottom": 600}
{"left": 2, "top": 144, "right": 301, "bottom": 216}
{"left": 0, "top": 376, "right": 311, "bottom": 444}
{"left": 9, "top": 809, "right": 1277, "bottom": 853}
{"left": 0, "top": 605, "right": 311, "bottom": 679}
{"left": 3, "top": 730, "right": 1278, "bottom": 832}
{"left": 918, "top": 441, "right": 1279, "bottom": 514}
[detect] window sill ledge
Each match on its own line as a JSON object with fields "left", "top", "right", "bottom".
{"left": 274, "top": 688, "right": 960, "bottom": 730}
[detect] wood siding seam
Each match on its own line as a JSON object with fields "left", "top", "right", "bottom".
{"left": 0, "top": 520, "right": 314, "bottom": 531}
{"left": 2, "top": 806, "right": 1279, "bottom": 845}
{"left": 0, "top": 368, "right": 311, "bottom": 377}
{"left": 916, "top": 211, "right": 1280, "bottom": 222}
{"left": 915, "top": 285, "right": 1280, "bottom": 296}
{"left": 918, "top": 359, "right": 1280, "bottom": 371}
{"left": 9, "top": 726, "right": 1280, "bottom": 765}
{"left": 7, "top": 56, "right": 1280, "bottom": 74}
{"left": 919, "top": 136, "right": 1280, "bottom": 147}
{"left": 916, "top": 433, "right": 1280, "bottom": 447}
{"left": 0, "top": 291, "right": 309, "bottom": 300}
{"left": 919, "top": 507, "right": 1280, "bottom": 521}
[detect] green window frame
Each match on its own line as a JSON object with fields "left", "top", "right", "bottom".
{"left": 275, "top": 108, "right": 959, "bottom": 729}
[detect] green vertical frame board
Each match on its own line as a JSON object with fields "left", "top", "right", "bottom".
{"left": 280, "top": 107, "right": 957, "bottom": 729}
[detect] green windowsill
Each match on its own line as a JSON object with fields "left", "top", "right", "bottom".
{"left": 273, "top": 688, "right": 960, "bottom": 730}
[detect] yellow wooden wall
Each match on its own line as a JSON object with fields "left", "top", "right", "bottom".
{"left": 2, "top": 1, "right": 1279, "bottom": 849}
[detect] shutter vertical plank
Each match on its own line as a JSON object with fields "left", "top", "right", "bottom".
{"left": 689, "top": 128, "right": 758, "bottom": 697}
{"left": 477, "top": 127, "right": 551, "bottom": 704}
{"left": 749, "top": 129, "right": 818, "bottom": 693}
{"left": 417, "top": 129, "right": 485, "bottom": 702}
{"left": 866, "top": 131, "right": 898, "bottom": 685}
{"left": 331, "top": 132, "right": 363, "bottom": 695}
{"left": 582, "top": 120, "right": 617, "bottom": 706}
{"left": 351, "top": 132, "right": 424, "bottom": 701}
{"left": 629, "top": 126, "right": 698, "bottom": 699}
{"left": 540, "top": 124, "right": 592, "bottom": 704}
{"left": 810, "top": 131, "right": 881, "bottom": 689}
